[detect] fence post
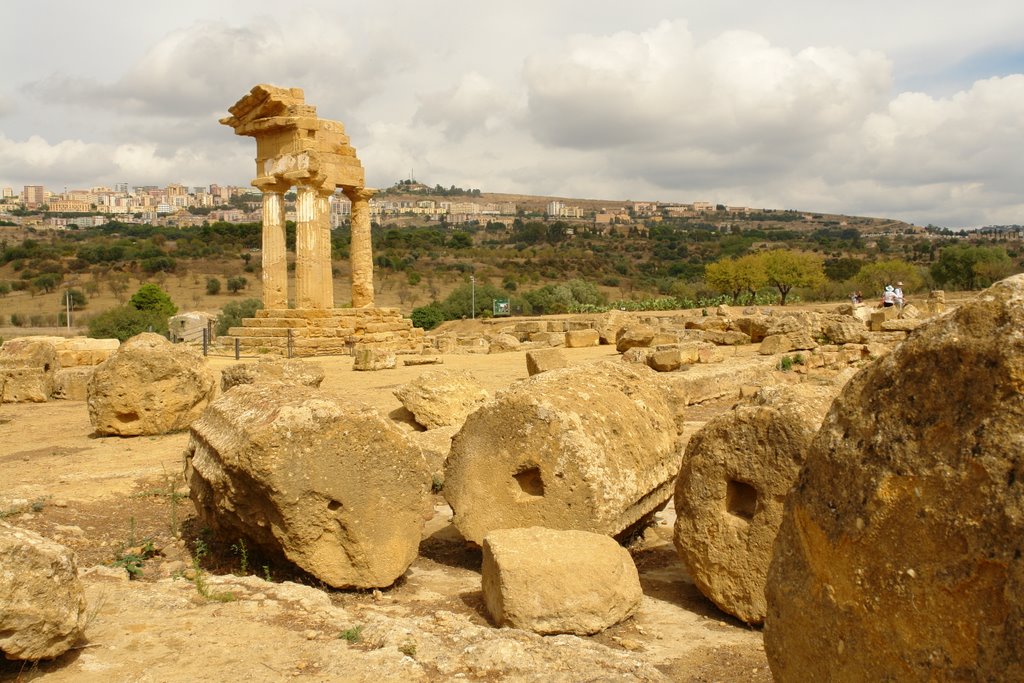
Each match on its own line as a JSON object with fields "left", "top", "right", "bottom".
{"left": 234, "top": 337, "right": 240, "bottom": 360}
{"left": 202, "top": 328, "right": 208, "bottom": 356}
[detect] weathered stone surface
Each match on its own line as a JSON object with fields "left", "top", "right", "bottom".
{"left": 393, "top": 368, "right": 490, "bottom": 430}
{"left": 647, "top": 348, "right": 685, "bottom": 372}
{"left": 87, "top": 333, "right": 216, "bottom": 436}
{"left": 487, "top": 333, "right": 521, "bottom": 353}
{"left": 185, "top": 382, "right": 431, "bottom": 588}
{"left": 0, "top": 338, "right": 60, "bottom": 403}
{"left": 758, "top": 334, "right": 793, "bottom": 355}
{"left": 54, "top": 337, "right": 119, "bottom": 367}
{"left": 220, "top": 357, "right": 325, "bottom": 392}
{"left": 674, "top": 383, "right": 838, "bottom": 624}
{"left": 402, "top": 355, "right": 443, "bottom": 366}
{"left": 731, "top": 315, "right": 772, "bottom": 343}
{"left": 697, "top": 346, "right": 725, "bottom": 363}
{"left": 899, "top": 303, "right": 922, "bottom": 319}
{"left": 0, "top": 521, "right": 86, "bottom": 661}
{"left": 685, "top": 317, "right": 729, "bottom": 332}
{"left": 701, "top": 329, "right": 750, "bottom": 346}
{"left": 525, "top": 348, "right": 569, "bottom": 376}
{"left": 444, "top": 360, "right": 680, "bottom": 545}
{"left": 869, "top": 306, "right": 899, "bottom": 331}
{"left": 821, "top": 317, "right": 867, "bottom": 345}
{"left": 52, "top": 367, "right": 94, "bottom": 401}
{"left": 595, "top": 310, "right": 635, "bottom": 345}
{"left": 352, "top": 345, "right": 396, "bottom": 370}
{"left": 616, "top": 325, "right": 657, "bottom": 353}
{"left": 565, "top": 329, "right": 600, "bottom": 348}
{"left": 881, "top": 318, "right": 925, "bottom": 332}
{"left": 482, "top": 527, "right": 642, "bottom": 635}
{"left": 765, "top": 274, "right": 1024, "bottom": 681}
{"left": 766, "top": 314, "right": 820, "bottom": 350}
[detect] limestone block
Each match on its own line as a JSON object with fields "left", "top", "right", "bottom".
{"left": 546, "top": 321, "right": 568, "bottom": 332}
{"left": 514, "top": 321, "right": 545, "bottom": 335}
{"left": 525, "top": 349, "right": 569, "bottom": 376}
{"left": 220, "top": 357, "right": 325, "bottom": 392}
{"left": 674, "top": 384, "right": 838, "bottom": 624}
{"left": 0, "top": 521, "right": 86, "bottom": 661}
{"left": 185, "top": 383, "right": 431, "bottom": 589}
{"left": 899, "top": 303, "right": 922, "bottom": 320}
{"left": 881, "top": 319, "right": 925, "bottom": 332}
{"left": 869, "top": 306, "right": 899, "bottom": 331}
{"left": 444, "top": 361, "right": 680, "bottom": 545}
{"left": 731, "top": 315, "right": 772, "bottom": 343}
{"left": 615, "top": 325, "right": 657, "bottom": 353}
{"left": 52, "top": 367, "right": 94, "bottom": 401}
{"left": 402, "top": 356, "right": 443, "bottom": 366}
{"left": 697, "top": 346, "right": 724, "bottom": 363}
{"left": 87, "top": 333, "right": 216, "bottom": 436}
{"left": 647, "top": 349, "right": 684, "bottom": 372}
{"left": 684, "top": 317, "right": 728, "bottom": 332}
{"left": 821, "top": 318, "right": 867, "bottom": 345}
{"left": 393, "top": 368, "right": 490, "bottom": 430}
{"left": 765, "top": 274, "right": 1024, "bottom": 681}
{"left": 766, "top": 314, "right": 821, "bottom": 350}
{"left": 758, "top": 334, "right": 793, "bottom": 355}
{"left": 0, "top": 338, "right": 60, "bottom": 403}
{"left": 482, "top": 527, "right": 642, "bottom": 635}
{"left": 620, "top": 347, "right": 652, "bottom": 365}
{"left": 701, "top": 330, "right": 751, "bottom": 346}
{"left": 651, "top": 332, "right": 681, "bottom": 346}
{"left": 487, "top": 334, "right": 521, "bottom": 354}
{"left": 352, "top": 345, "right": 396, "bottom": 371}
{"left": 565, "top": 329, "right": 600, "bottom": 348}
{"left": 595, "top": 310, "right": 635, "bottom": 345}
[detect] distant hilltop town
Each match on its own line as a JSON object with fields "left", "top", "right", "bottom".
{"left": 0, "top": 180, "right": 774, "bottom": 235}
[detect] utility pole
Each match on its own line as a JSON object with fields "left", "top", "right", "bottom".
{"left": 470, "top": 275, "right": 476, "bottom": 320}
{"left": 65, "top": 289, "right": 72, "bottom": 331}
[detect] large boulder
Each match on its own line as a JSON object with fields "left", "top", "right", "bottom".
{"left": 525, "top": 348, "right": 569, "bottom": 376}
{"left": 352, "top": 345, "right": 396, "bottom": 370}
{"left": 487, "top": 333, "right": 522, "bottom": 353}
{"left": 731, "top": 315, "right": 772, "bottom": 343}
{"left": 87, "top": 333, "right": 216, "bottom": 436}
{"left": 220, "top": 357, "right": 325, "bottom": 392}
{"left": 821, "top": 317, "right": 868, "bottom": 345}
{"left": 0, "top": 337, "right": 60, "bottom": 403}
{"left": 673, "top": 383, "right": 838, "bottom": 624}
{"left": 765, "top": 274, "right": 1024, "bottom": 681}
{"left": 185, "top": 382, "right": 432, "bottom": 589}
{"left": 766, "top": 313, "right": 820, "bottom": 350}
{"left": 615, "top": 325, "right": 657, "bottom": 353}
{"left": 595, "top": 310, "right": 635, "bottom": 345}
{"left": 482, "top": 527, "right": 642, "bottom": 635}
{"left": 0, "top": 521, "right": 86, "bottom": 661}
{"left": 565, "top": 329, "right": 600, "bottom": 348}
{"left": 393, "top": 368, "right": 490, "bottom": 430}
{"left": 444, "top": 361, "right": 680, "bottom": 545}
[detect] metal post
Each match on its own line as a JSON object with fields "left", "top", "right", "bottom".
{"left": 234, "top": 337, "right": 240, "bottom": 360}
{"left": 470, "top": 275, "right": 476, "bottom": 320}
{"left": 202, "top": 328, "right": 208, "bottom": 356}
{"left": 65, "top": 290, "right": 71, "bottom": 331}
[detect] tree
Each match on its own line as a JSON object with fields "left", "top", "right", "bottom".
{"left": 226, "top": 276, "right": 248, "bottom": 294}
{"left": 931, "top": 245, "right": 1014, "bottom": 290}
{"left": 108, "top": 272, "right": 131, "bottom": 302}
{"left": 410, "top": 303, "right": 446, "bottom": 331}
{"left": 66, "top": 288, "right": 88, "bottom": 310}
{"left": 703, "top": 254, "right": 766, "bottom": 303}
{"left": 129, "top": 283, "right": 177, "bottom": 318}
{"left": 32, "top": 272, "right": 62, "bottom": 294}
{"left": 216, "top": 298, "right": 263, "bottom": 335}
{"left": 854, "top": 259, "right": 923, "bottom": 297}
{"left": 206, "top": 277, "right": 222, "bottom": 295}
{"left": 87, "top": 305, "right": 169, "bottom": 342}
{"left": 758, "top": 249, "right": 826, "bottom": 305}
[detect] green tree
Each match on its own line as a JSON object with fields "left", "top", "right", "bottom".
{"left": 704, "top": 254, "right": 766, "bottom": 304}
{"left": 66, "top": 288, "right": 88, "bottom": 310}
{"left": 206, "top": 277, "right": 222, "bottom": 295}
{"left": 410, "top": 303, "right": 446, "bottom": 331}
{"left": 129, "top": 283, "right": 177, "bottom": 318}
{"left": 87, "top": 305, "right": 169, "bottom": 341}
{"left": 216, "top": 298, "right": 263, "bottom": 335}
{"left": 854, "top": 259, "right": 923, "bottom": 297}
{"left": 226, "top": 276, "right": 248, "bottom": 294}
{"left": 32, "top": 272, "right": 62, "bottom": 293}
{"left": 758, "top": 249, "right": 826, "bottom": 306}
{"left": 931, "top": 245, "right": 1013, "bottom": 290}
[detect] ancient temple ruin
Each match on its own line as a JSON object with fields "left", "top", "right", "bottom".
{"left": 219, "top": 84, "right": 422, "bottom": 356}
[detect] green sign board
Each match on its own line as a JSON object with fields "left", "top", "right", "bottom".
{"left": 493, "top": 298, "right": 511, "bottom": 317}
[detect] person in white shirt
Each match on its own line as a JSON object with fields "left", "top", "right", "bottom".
{"left": 894, "top": 282, "right": 905, "bottom": 308}
{"left": 882, "top": 285, "right": 896, "bottom": 307}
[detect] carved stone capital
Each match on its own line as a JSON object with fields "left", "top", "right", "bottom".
{"left": 342, "top": 186, "right": 376, "bottom": 203}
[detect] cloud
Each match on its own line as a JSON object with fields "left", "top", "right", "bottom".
{"left": 22, "top": 13, "right": 411, "bottom": 122}
{"left": 414, "top": 72, "right": 523, "bottom": 141}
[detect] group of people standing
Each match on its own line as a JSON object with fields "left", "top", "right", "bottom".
{"left": 882, "top": 282, "right": 904, "bottom": 308}
{"left": 850, "top": 282, "right": 904, "bottom": 308}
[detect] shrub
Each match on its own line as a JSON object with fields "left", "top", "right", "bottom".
{"left": 130, "top": 283, "right": 177, "bottom": 318}
{"left": 217, "top": 298, "right": 263, "bottom": 336}
{"left": 206, "top": 278, "right": 222, "bottom": 295}
{"left": 87, "top": 305, "right": 169, "bottom": 341}
{"left": 226, "top": 276, "right": 248, "bottom": 294}
{"left": 10, "top": 313, "right": 24, "bottom": 327}
{"left": 410, "top": 303, "right": 446, "bottom": 331}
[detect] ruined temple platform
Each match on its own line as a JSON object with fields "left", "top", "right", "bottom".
{"left": 222, "top": 307, "right": 424, "bottom": 357}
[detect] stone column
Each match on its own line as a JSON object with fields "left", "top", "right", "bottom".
{"left": 257, "top": 182, "right": 289, "bottom": 310}
{"left": 316, "top": 189, "right": 334, "bottom": 310}
{"left": 294, "top": 184, "right": 320, "bottom": 309}
{"left": 343, "top": 187, "right": 376, "bottom": 308}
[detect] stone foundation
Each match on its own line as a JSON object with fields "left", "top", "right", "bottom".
{"left": 222, "top": 307, "right": 424, "bottom": 357}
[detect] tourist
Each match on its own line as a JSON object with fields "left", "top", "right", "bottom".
{"left": 882, "top": 284, "right": 896, "bottom": 308}
{"left": 894, "top": 282, "right": 905, "bottom": 308}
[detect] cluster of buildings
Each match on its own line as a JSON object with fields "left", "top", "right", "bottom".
{"left": 1, "top": 183, "right": 753, "bottom": 233}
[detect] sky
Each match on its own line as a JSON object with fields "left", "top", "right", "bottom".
{"left": 2, "top": 1, "right": 1023, "bottom": 228}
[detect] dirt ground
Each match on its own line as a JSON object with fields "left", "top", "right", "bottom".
{"left": 0, "top": 343, "right": 777, "bottom": 682}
